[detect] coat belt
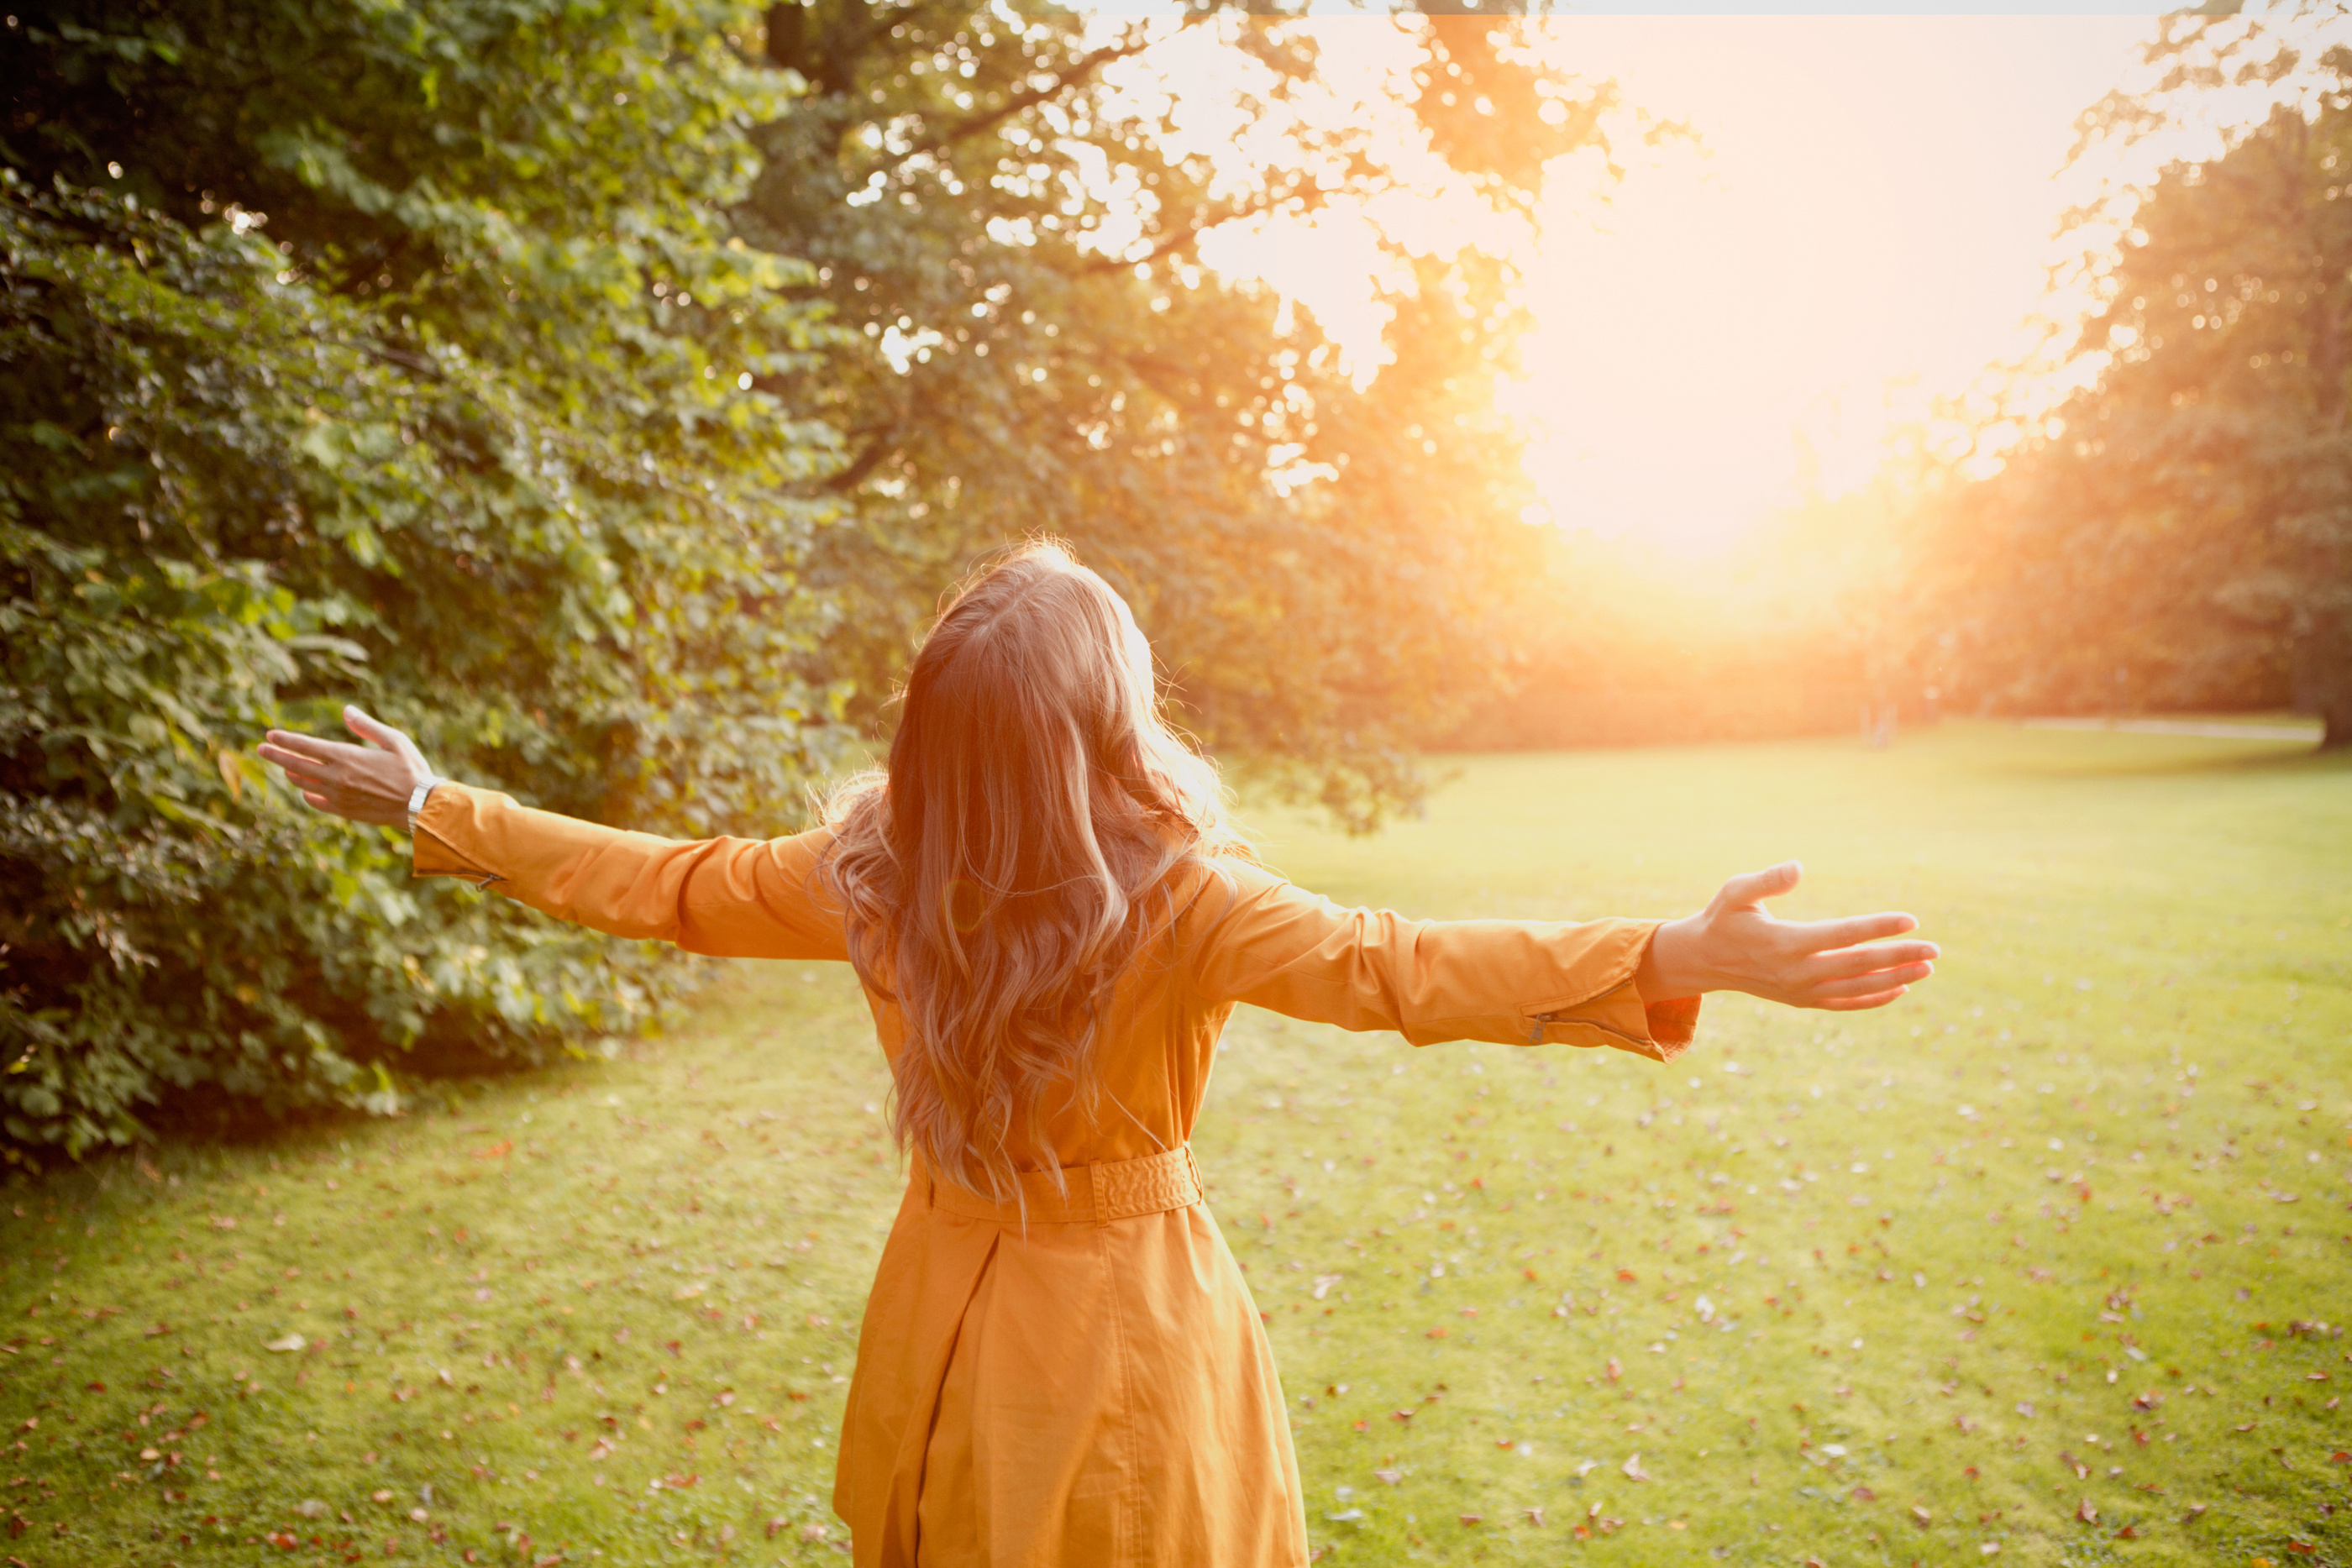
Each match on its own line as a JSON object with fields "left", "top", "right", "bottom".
{"left": 924, "top": 1144, "right": 1204, "bottom": 1229}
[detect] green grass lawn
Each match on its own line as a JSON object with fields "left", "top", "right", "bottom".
{"left": 3, "top": 721, "right": 2348, "bottom": 1568}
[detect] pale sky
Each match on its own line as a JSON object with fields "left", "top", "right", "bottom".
{"left": 1511, "top": 14, "right": 2152, "bottom": 553}
{"left": 1177, "top": 13, "right": 2165, "bottom": 557}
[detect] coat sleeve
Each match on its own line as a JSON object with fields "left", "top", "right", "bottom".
{"left": 408, "top": 783, "right": 848, "bottom": 962}
{"left": 1183, "top": 858, "right": 1698, "bottom": 1062}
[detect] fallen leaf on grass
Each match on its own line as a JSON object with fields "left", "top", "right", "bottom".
{"left": 264, "top": 1334, "right": 305, "bottom": 1353}
{"left": 1621, "top": 1454, "right": 1650, "bottom": 1481}
{"left": 2075, "top": 1498, "right": 2097, "bottom": 1524}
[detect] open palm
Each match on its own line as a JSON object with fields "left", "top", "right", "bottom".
{"left": 1639, "top": 862, "right": 1935, "bottom": 1012}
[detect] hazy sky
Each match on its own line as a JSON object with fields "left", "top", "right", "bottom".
{"left": 1511, "top": 14, "right": 2154, "bottom": 554}
{"left": 1189, "top": 14, "right": 2163, "bottom": 557}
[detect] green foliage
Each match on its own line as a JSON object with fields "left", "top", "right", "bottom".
{"left": 0, "top": 0, "right": 848, "bottom": 1160}
{"left": 1915, "top": 43, "right": 2352, "bottom": 743}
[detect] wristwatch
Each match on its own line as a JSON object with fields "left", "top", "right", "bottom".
{"left": 406, "top": 777, "right": 443, "bottom": 834}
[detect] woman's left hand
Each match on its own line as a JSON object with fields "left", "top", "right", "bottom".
{"left": 1637, "top": 861, "right": 1936, "bottom": 1012}
{"left": 256, "top": 705, "right": 438, "bottom": 829}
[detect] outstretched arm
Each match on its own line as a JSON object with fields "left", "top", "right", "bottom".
{"left": 257, "top": 707, "right": 847, "bottom": 962}
{"left": 1186, "top": 861, "right": 1699, "bottom": 1061}
{"left": 1184, "top": 859, "right": 1935, "bottom": 1065}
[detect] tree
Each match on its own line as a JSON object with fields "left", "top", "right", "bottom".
{"left": 1917, "top": 20, "right": 2352, "bottom": 742}
{"left": 1, "top": 0, "right": 843, "bottom": 1161}
{"left": 733, "top": 3, "right": 1614, "bottom": 820}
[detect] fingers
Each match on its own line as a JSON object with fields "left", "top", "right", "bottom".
{"left": 1716, "top": 860, "right": 1802, "bottom": 910}
{"left": 255, "top": 740, "right": 334, "bottom": 789}
{"left": 257, "top": 729, "right": 376, "bottom": 805}
{"left": 1815, "top": 987, "right": 1910, "bottom": 1013}
{"left": 256, "top": 729, "right": 349, "bottom": 767}
{"left": 264, "top": 747, "right": 338, "bottom": 804}
{"left": 344, "top": 705, "right": 434, "bottom": 778}
{"left": 342, "top": 705, "right": 402, "bottom": 750}
{"left": 1806, "top": 962, "right": 1935, "bottom": 1000}
{"left": 1805, "top": 940, "right": 1940, "bottom": 982}
{"left": 1785, "top": 911, "right": 1920, "bottom": 952}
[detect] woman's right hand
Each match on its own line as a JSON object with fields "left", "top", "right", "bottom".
{"left": 256, "top": 705, "right": 439, "bottom": 830}
{"left": 1636, "top": 861, "right": 1937, "bottom": 1012}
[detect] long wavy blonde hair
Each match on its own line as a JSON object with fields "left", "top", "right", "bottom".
{"left": 817, "top": 542, "right": 1239, "bottom": 1202}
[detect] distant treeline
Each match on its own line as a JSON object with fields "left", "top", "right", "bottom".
{"left": 1449, "top": 677, "right": 1874, "bottom": 752}
{"left": 1900, "top": 29, "right": 2349, "bottom": 747}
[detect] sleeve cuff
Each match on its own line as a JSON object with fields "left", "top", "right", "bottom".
{"left": 409, "top": 782, "right": 503, "bottom": 885}
{"left": 1642, "top": 994, "right": 1703, "bottom": 1055}
{"left": 1523, "top": 921, "right": 1701, "bottom": 1063}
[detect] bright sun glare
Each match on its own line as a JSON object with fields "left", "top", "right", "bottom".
{"left": 1177, "top": 13, "right": 2162, "bottom": 560}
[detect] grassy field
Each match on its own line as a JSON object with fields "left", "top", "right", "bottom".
{"left": 3, "top": 721, "right": 2348, "bottom": 1568}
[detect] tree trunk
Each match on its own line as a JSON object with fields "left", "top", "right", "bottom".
{"left": 2291, "top": 611, "right": 2352, "bottom": 748}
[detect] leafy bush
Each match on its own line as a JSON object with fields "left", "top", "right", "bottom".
{"left": 0, "top": 0, "right": 846, "bottom": 1163}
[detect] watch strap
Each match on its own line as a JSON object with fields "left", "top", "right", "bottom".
{"left": 406, "top": 776, "right": 443, "bottom": 834}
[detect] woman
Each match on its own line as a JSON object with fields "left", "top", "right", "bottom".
{"left": 257, "top": 542, "right": 1936, "bottom": 1568}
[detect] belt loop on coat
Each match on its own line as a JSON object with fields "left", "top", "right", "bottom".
{"left": 1088, "top": 1162, "right": 1111, "bottom": 1230}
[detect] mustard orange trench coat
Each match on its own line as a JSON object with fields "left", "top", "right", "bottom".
{"left": 411, "top": 784, "right": 1699, "bottom": 1568}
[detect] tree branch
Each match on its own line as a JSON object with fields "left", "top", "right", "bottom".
{"left": 822, "top": 422, "right": 907, "bottom": 494}
{"left": 892, "top": 26, "right": 1170, "bottom": 167}
{"left": 1074, "top": 180, "right": 1332, "bottom": 276}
